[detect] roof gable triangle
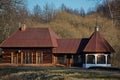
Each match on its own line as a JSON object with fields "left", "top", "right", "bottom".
{"left": 84, "top": 31, "right": 115, "bottom": 52}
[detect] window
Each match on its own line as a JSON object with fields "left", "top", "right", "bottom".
{"left": 73, "top": 55, "right": 81, "bottom": 64}
{"left": 87, "top": 55, "right": 95, "bottom": 64}
{"left": 36, "top": 52, "right": 43, "bottom": 64}
{"left": 13, "top": 53, "right": 17, "bottom": 64}
{"left": 107, "top": 55, "right": 111, "bottom": 64}
{"left": 24, "top": 52, "right": 32, "bottom": 64}
{"left": 57, "top": 55, "right": 66, "bottom": 64}
{"left": 97, "top": 55, "right": 105, "bottom": 64}
{"left": 38, "top": 53, "right": 42, "bottom": 64}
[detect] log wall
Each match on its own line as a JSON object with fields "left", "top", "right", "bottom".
{"left": 2, "top": 51, "right": 11, "bottom": 63}
{"left": 1, "top": 48, "right": 53, "bottom": 65}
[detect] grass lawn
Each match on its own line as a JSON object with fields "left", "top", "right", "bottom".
{"left": 0, "top": 66, "right": 120, "bottom": 80}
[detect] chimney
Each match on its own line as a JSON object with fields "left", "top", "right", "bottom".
{"left": 20, "top": 24, "right": 26, "bottom": 31}
{"left": 95, "top": 26, "right": 99, "bottom": 32}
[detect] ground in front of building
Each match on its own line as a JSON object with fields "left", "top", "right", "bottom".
{"left": 0, "top": 66, "right": 120, "bottom": 80}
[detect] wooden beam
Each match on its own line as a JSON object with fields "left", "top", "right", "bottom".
{"left": 28, "top": 52, "right": 29, "bottom": 63}
{"left": 17, "top": 53, "right": 18, "bottom": 64}
{"left": 54, "top": 55, "right": 57, "bottom": 64}
{"left": 66, "top": 58, "right": 69, "bottom": 67}
{"left": 52, "top": 55, "right": 55, "bottom": 64}
{"left": 24, "top": 52, "right": 26, "bottom": 64}
{"left": 70, "top": 57, "right": 72, "bottom": 67}
{"left": 36, "top": 52, "right": 38, "bottom": 64}
{"left": 41, "top": 51, "right": 43, "bottom": 64}
{"left": 11, "top": 52, "right": 13, "bottom": 64}
{"left": 21, "top": 52, "right": 23, "bottom": 64}
{"left": 32, "top": 52, "right": 34, "bottom": 63}
{"left": 38, "top": 53, "right": 40, "bottom": 64}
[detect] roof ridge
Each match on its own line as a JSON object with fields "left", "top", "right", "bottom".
{"left": 48, "top": 28, "right": 53, "bottom": 47}
{"left": 95, "top": 31, "right": 97, "bottom": 52}
{"left": 57, "top": 38, "right": 82, "bottom": 40}
{"left": 48, "top": 28, "right": 58, "bottom": 47}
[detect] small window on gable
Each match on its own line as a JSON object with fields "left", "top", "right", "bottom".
{"left": 87, "top": 55, "right": 95, "bottom": 64}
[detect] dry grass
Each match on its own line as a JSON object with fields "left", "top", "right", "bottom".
{"left": 0, "top": 66, "right": 120, "bottom": 80}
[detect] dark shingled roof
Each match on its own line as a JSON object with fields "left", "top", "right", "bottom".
{"left": 84, "top": 31, "right": 115, "bottom": 52}
{"left": 0, "top": 28, "right": 59, "bottom": 48}
{"left": 53, "top": 39, "right": 81, "bottom": 54}
{"left": 53, "top": 38, "right": 89, "bottom": 54}
{"left": 0, "top": 27, "right": 115, "bottom": 53}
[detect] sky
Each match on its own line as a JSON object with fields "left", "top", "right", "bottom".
{"left": 27, "top": 0, "right": 104, "bottom": 13}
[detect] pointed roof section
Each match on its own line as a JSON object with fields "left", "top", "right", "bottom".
{"left": 0, "top": 27, "right": 59, "bottom": 48}
{"left": 84, "top": 27, "right": 115, "bottom": 53}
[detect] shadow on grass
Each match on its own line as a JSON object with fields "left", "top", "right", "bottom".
{"left": 88, "top": 66, "right": 120, "bottom": 72}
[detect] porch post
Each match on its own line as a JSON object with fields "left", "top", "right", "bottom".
{"left": 55, "top": 55, "right": 57, "bottom": 64}
{"left": 85, "top": 54, "right": 87, "bottom": 64}
{"left": 11, "top": 52, "right": 13, "bottom": 64}
{"left": 24, "top": 52, "right": 26, "bottom": 64}
{"left": 21, "top": 52, "right": 23, "bottom": 64}
{"left": 69, "top": 56, "right": 73, "bottom": 67}
{"left": 52, "top": 55, "right": 55, "bottom": 64}
{"left": 95, "top": 54, "right": 97, "bottom": 64}
{"left": 105, "top": 54, "right": 108, "bottom": 64}
{"left": 41, "top": 51, "right": 43, "bottom": 64}
{"left": 66, "top": 58, "right": 69, "bottom": 67}
{"left": 36, "top": 52, "right": 38, "bottom": 64}
{"left": 54, "top": 55, "right": 57, "bottom": 64}
{"left": 27, "top": 52, "right": 30, "bottom": 63}
{"left": 32, "top": 52, "right": 34, "bottom": 63}
{"left": 17, "top": 53, "right": 18, "bottom": 64}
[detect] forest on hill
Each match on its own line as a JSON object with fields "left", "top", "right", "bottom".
{"left": 0, "top": 0, "right": 120, "bottom": 67}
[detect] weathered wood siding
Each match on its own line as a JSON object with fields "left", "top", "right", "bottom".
{"left": 1, "top": 48, "right": 83, "bottom": 67}
{"left": 1, "top": 48, "right": 53, "bottom": 64}
{"left": 55, "top": 54, "right": 83, "bottom": 67}
{"left": 2, "top": 51, "right": 11, "bottom": 63}
{"left": 43, "top": 53, "right": 52, "bottom": 63}
{"left": 43, "top": 49, "right": 52, "bottom": 63}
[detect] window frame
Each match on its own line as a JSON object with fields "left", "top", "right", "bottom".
{"left": 87, "top": 55, "right": 95, "bottom": 64}
{"left": 97, "top": 55, "right": 106, "bottom": 64}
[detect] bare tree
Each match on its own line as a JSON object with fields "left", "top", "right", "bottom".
{"left": 33, "top": 4, "right": 42, "bottom": 22}
{"left": 0, "top": 0, "right": 25, "bottom": 42}
{"left": 42, "top": 3, "right": 55, "bottom": 23}
{"left": 79, "top": 8, "right": 85, "bottom": 17}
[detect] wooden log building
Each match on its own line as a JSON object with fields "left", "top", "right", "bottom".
{"left": 0, "top": 26, "right": 115, "bottom": 68}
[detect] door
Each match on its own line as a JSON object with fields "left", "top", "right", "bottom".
{"left": 43, "top": 53, "right": 52, "bottom": 63}
{"left": 73, "top": 55, "right": 82, "bottom": 67}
